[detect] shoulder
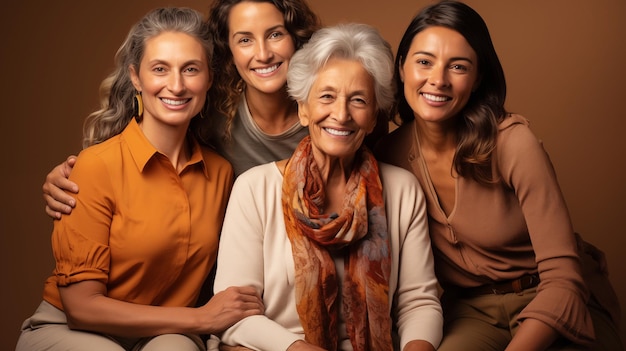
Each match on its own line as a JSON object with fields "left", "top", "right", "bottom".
{"left": 74, "top": 136, "right": 123, "bottom": 169}
{"left": 497, "top": 114, "right": 544, "bottom": 154}
{"left": 228, "top": 163, "right": 283, "bottom": 211}
{"left": 495, "top": 114, "right": 555, "bottom": 183}
{"left": 378, "top": 162, "right": 424, "bottom": 197}
{"left": 234, "top": 162, "right": 282, "bottom": 188}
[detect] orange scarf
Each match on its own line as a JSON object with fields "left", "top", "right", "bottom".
{"left": 282, "top": 136, "right": 393, "bottom": 351}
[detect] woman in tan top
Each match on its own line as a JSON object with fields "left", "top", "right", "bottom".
{"left": 376, "top": 1, "right": 622, "bottom": 350}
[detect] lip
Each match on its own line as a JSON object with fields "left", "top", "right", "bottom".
{"left": 323, "top": 126, "right": 354, "bottom": 137}
{"left": 421, "top": 92, "right": 451, "bottom": 102}
{"left": 252, "top": 63, "right": 281, "bottom": 76}
{"left": 160, "top": 97, "right": 191, "bottom": 109}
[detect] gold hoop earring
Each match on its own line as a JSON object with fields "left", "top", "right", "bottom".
{"left": 133, "top": 93, "right": 143, "bottom": 118}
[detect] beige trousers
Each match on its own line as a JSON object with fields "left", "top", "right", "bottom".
{"left": 16, "top": 300, "right": 205, "bottom": 351}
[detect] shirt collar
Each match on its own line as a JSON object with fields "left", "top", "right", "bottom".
{"left": 122, "top": 118, "right": 210, "bottom": 178}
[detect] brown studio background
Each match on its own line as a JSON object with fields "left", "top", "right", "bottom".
{"left": 1, "top": 0, "right": 624, "bottom": 349}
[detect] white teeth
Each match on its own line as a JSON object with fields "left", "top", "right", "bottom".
{"left": 422, "top": 93, "right": 449, "bottom": 102}
{"left": 325, "top": 128, "right": 351, "bottom": 136}
{"left": 162, "top": 98, "right": 189, "bottom": 106}
{"left": 255, "top": 64, "right": 279, "bottom": 74}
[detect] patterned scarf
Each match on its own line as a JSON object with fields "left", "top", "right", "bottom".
{"left": 281, "top": 136, "right": 393, "bottom": 351}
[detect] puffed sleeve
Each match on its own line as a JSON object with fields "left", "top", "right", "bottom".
{"left": 496, "top": 115, "right": 594, "bottom": 344}
{"left": 52, "top": 148, "right": 114, "bottom": 286}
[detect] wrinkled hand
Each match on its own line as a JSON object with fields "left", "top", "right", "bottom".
{"left": 200, "top": 286, "right": 264, "bottom": 334}
{"left": 286, "top": 340, "right": 327, "bottom": 351}
{"left": 43, "top": 155, "right": 78, "bottom": 219}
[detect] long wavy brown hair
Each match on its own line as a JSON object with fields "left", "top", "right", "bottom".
{"left": 206, "top": 0, "right": 320, "bottom": 140}
{"left": 394, "top": 0, "right": 508, "bottom": 184}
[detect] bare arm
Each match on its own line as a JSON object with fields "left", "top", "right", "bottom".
{"left": 43, "top": 155, "right": 79, "bottom": 219}
{"left": 59, "top": 280, "right": 264, "bottom": 338}
{"left": 505, "top": 319, "right": 559, "bottom": 351}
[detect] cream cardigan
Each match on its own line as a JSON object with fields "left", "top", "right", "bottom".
{"left": 211, "top": 162, "right": 443, "bottom": 351}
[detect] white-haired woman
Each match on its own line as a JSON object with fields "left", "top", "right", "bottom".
{"left": 211, "top": 23, "right": 443, "bottom": 351}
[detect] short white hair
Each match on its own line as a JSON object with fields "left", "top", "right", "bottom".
{"left": 287, "top": 23, "right": 395, "bottom": 112}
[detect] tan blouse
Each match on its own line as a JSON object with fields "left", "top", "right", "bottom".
{"left": 376, "top": 114, "right": 594, "bottom": 344}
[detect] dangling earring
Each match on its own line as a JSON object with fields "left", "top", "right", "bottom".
{"left": 133, "top": 92, "right": 143, "bottom": 118}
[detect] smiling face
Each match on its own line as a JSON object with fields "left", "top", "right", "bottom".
{"left": 298, "top": 58, "right": 377, "bottom": 168}
{"left": 227, "top": 1, "right": 295, "bottom": 96}
{"left": 130, "top": 31, "right": 211, "bottom": 129}
{"left": 400, "top": 26, "right": 479, "bottom": 126}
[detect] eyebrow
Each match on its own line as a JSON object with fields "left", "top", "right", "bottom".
{"left": 412, "top": 51, "right": 475, "bottom": 64}
{"left": 232, "top": 24, "right": 287, "bottom": 37}
{"left": 316, "top": 85, "right": 372, "bottom": 97}
{"left": 147, "top": 59, "right": 205, "bottom": 66}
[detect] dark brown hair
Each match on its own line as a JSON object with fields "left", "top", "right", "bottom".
{"left": 206, "top": 0, "right": 320, "bottom": 139}
{"left": 395, "top": 0, "right": 507, "bottom": 184}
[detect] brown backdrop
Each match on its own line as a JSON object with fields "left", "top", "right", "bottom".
{"left": 2, "top": 1, "right": 624, "bottom": 349}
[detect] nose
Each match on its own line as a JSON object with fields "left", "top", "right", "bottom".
{"left": 168, "top": 72, "right": 185, "bottom": 94}
{"left": 428, "top": 64, "right": 449, "bottom": 88}
{"left": 255, "top": 41, "right": 274, "bottom": 62}
{"left": 332, "top": 97, "right": 350, "bottom": 123}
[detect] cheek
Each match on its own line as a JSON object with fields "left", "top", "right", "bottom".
{"left": 229, "top": 46, "right": 248, "bottom": 72}
{"left": 456, "top": 80, "right": 475, "bottom": 100}
{"left": 191, "top": 75, "right": 212, "bottom": 92}
{"left": 404, "top": 68, "right": 426, "bottom": 88}
{"left": 360, "top": 112, "right": 377, "bottom": 134}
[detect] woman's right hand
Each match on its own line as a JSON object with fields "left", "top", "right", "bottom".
{"left": 287, "top": 340, "right": 327, "bottom": 351}
{"left": 199, "top": 286, "right": 264, "bottom": 334}
{"left": 43, "top": 155, "right": 79, "bottom": 219}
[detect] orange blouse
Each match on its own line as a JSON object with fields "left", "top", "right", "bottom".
{"left": 42, "top": 118, "right": 233, "bottom": 310}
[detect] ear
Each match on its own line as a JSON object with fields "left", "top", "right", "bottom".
{"left": 398, "top": 56, "right": 405, "bottom": 83}
{"left": 129, "top": 65, "right": 141, "bottom": 91}
{"left": 297, "top": 101, "right": 310, "bottom": 127}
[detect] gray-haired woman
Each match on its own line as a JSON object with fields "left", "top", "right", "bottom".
{"left": 16, "top": 8, "right": 262, "bottom": 351}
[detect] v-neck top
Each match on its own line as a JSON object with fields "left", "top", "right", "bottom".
{"left": 375, "top": 114, "right": 594, "bottom": 343}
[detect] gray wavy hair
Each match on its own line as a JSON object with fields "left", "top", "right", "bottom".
{"left": 82, "top": 7, "right": 212, "bottom": 148}
{"left": 286, "top": 23, "right": 395, "bottom": 112}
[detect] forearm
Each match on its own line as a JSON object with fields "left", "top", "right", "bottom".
{"left": 505, "top": 319, "right": 559, "bottom": 351}
{"left": 61, "top": 288, "right": 206, "bottom": 337}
